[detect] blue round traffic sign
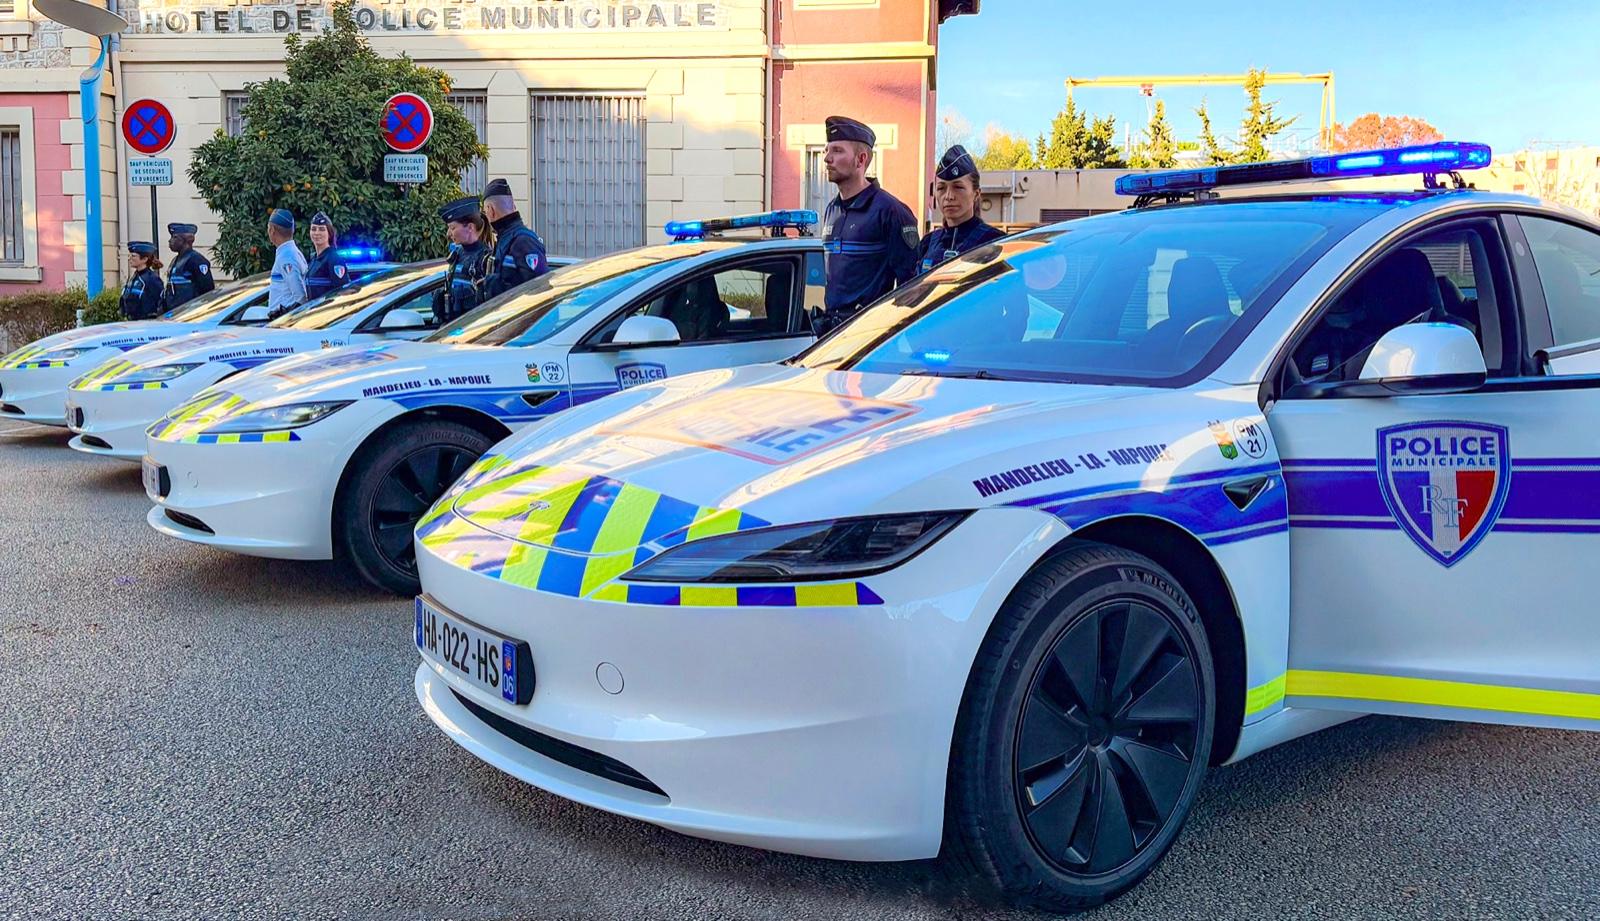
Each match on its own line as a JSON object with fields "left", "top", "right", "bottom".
{"left": 122, "top": 99, "right": 175, "bottom": 156}
{"left": 383, "top": 93, "right": 434, "bottom": 154}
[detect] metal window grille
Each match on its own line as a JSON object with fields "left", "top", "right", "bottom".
{"left": 1, "top": 128, "right": 22, "bottom": 265}
{"left": 531, "top": 93, "right": 646, "bottom": 258}
{"left": 804, "top": 145, "right": 878, "bottom": 214}
{"left": 223, "top": 92, "right": 249, "bottom": 139}
{"left": 446, "top": 92, "right": 487, "bottom": 195}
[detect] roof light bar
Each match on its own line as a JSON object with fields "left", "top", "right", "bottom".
{"left": 1114, "top": 141, "right": 1492, "bottom": 197}
{"left": 666, "top": 209, "right": 819, "bottom": 241}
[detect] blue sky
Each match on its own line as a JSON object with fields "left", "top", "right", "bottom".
{"left": 937, "top": 0, "right": 1600, "bottom": 157}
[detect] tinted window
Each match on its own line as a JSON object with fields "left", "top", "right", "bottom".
{"left": 1521, "top": 216, "right": 1600, "bottom": 347}
{"left": 590, "top": 258, "right": 798, "bottom": 344}
{"left": 269, "top": 265, "right": 440, "bottom": 331}
{"left": 166, "top": 275, "right": 269, "bottom": 323}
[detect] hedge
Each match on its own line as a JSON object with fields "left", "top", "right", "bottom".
{"left": 0, "top": 286, "right": 127, "bottom": 354}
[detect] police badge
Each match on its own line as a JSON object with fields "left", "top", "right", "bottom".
{"left": 1376, "top": 421, "right": 1511, "bottom": 567}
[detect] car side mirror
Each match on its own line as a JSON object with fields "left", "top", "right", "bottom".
{"left": 1355, "top": 322, "right": 1487, "bottom": 394}
{"left": 240, "top": 304, "right": 271, "bottom": 323}
{"left": 611, "top": 315, "right": 680, "bottom": 347}
{"left": 380, "top": 308, "right": 428, "bottom": 331}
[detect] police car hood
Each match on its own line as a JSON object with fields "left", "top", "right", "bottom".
{"left": 207, "top": 339, "right": 513, "bottom": 405}
{"left": 106, "top": 328, "right": 303, "bottom": 370}
{"left": 435, "top": 363, "right": 1185, "bottom": 552}
{"left": 0, "top": 320, "right": 202, "bottom": 369}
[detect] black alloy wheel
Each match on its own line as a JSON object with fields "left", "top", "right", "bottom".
{"left": 369, "top": 443, "right": 478, "bottom": 574}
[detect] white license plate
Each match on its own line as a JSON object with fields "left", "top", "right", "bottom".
{"left": 142, "top": 457, "right": 165, "bottom": 501}
{"left": 415, "top": 595, "right": 534, "bottom": 705}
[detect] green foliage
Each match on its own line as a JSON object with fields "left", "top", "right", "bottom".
{"left": 84, "top": 287, "right": 124, "bottom": 326}
{"left": 1035, "top": 96, "right": 1088, "bottom": 169}
{"left": 1081, "top": 114, "right": 1126, "bottom": 169}
{"left": 0, "top": 286, "right": 88, "bottom": 351}
{"left": 1236, "top": 68, "right": 1297, "bottom": 163}
{"left": 1128, "top": 101, "right": 1177, "bottom": 170}
{"left": 1195, "top": 101, "right": 1235, "bottom": 166}
{"left": 976, "top": 129, "right": 1037, "bottom": 171}
{"left": 188, "top": 2, "right": 484, "bottom": 276}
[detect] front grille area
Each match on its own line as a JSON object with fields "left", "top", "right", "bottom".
{"left": 164, "top": 510, "right": 213, "bottom": 534}
{"left": 70, "top": 407, "right": 84, "bottom": 428}
{"left": 0, "top": 403, "right": 22, "bottom": 415}
{"left": 80, "top": 434, "right": 111, "bottom": 449}
{"left": 450, "top": 688, "right": 666, "bottom": 797}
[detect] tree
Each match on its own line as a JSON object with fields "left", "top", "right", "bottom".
{"left": 936, "top": 107, "right": 974, "bottom": 157}
{"left": 976, "top": 126, "right": 1036, "bottom": 171}
{"left": 1195, "top": 101, "right": 1234, "bottom": 166}
{"left": 1081, "top": 114, "right": 1126, "bottom": 169}
{"left": 1127, "top": 100, "right": 1177, "bottom": 169}
{"left": 189, "top": 2, "right": 483, "bottom": 275}
{"left": 1236, "top": 68, "right": 1297, "bottom": 163}
{"left": 1035, "top": 96, "right": 1088, "bottom": 169}
{"left": 1331, "top": 113, "right": 1445, "bottom": 152}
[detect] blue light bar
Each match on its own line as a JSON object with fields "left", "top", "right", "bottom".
{"left": 1115, "top": 141, "right": 1493, "bottom": 197}
{"left": 337, "top": 245, "right": 386, "bottom": 262}
{"left": 666, "top": 209, "right": 820, "bottom": 240}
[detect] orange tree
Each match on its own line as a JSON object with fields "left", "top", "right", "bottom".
{"left": 188, "top": 2, "right": 483, "bottom": 275}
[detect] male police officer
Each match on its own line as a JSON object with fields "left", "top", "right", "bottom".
{"left": 917, "top": 145, "right": 1005, "bottom": 273}
{"left": 480, "top": 178, "right": 550, "bottom": 298}
{"left": 162, "top": 222, "right": 215, "bottom": 310}
{"left": 815, "top": 115, "right": 919, "bottom": 335}
{"left": 433, "top": 196, "right": 495, "bottom": 323}
{"left": 265, "top": 209, "right": 308, "bottom": 319}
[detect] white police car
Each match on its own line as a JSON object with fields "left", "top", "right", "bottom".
{"left": 0, "top": 274, "right": 274, "bottom": 426}
{"left": 66, "top": 261, "right": 449, "bottom": 459}
{"left": 409, "top": 144, "right": 1600, "bottom": 911}
{"left": 143, "top": 212, "right": 824, "bottom": 594}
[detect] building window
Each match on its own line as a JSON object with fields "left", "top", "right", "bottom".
{"left": 803, "top": 145, "right": 878, "bottom": 213}
{"left": 1, "top": 128, "right": 22, "bottom": 265}
{"left": 530, "top": 93, "right": 646, "bottom": 259}
{"left": 446, "top": 92, "right": 487, "bottom": 195}
{"left": 1546, "top": 156, "right": 1560, "bottom": 172}
{"left": 223, "top": 92, "right": 249, "bottom": 139}
{"left": 1512, "top": 183, "right": 1525, "bottom": 192}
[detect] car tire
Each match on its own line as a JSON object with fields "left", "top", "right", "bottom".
{"left": 942, "top": 541, "right": 1216, "bottom": 912}
{"left": 336, "top": 420, "right": 492, "bottom": 595}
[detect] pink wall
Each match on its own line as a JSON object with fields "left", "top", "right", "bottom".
{"left": 774, "top": 0, "right": 927, "bottom": 45}
{"left": 0, "top": 92, "right": 74, "bottom": 295}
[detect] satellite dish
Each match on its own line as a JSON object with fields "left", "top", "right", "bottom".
{"left": 32, "top": 0, "right": 127, "bottom": 36}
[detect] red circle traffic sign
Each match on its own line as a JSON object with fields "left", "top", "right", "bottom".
{"left": 382, "top": 93, "right": 434, "bottom": 153}
{"left": 122, "top": 99, "right": 176, "bottom": 156}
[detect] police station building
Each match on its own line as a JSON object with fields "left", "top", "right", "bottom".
{"left": 0, "top": 0, "right": 979, "bottom": 292}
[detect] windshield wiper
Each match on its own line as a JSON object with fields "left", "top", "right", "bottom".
{"left": 899, "top": 368, "right": 1000, "bottom": 380}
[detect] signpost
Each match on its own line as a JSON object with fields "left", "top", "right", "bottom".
{"left": 382, "top": 93, "right": 433, "bottom": 194}
{"left": 122, "top": 98, "right": 179, "bottom": 249}
{"left": 382, "top": 155, "right": 428, "bottom": 185}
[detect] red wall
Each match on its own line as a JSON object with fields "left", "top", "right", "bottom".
{"left": 0, "top": 92, "right": 74, "bottom": 294}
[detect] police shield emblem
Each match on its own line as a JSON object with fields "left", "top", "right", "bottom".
{"left": 1376, "top": 421, "right": 1511, "bottom": 567}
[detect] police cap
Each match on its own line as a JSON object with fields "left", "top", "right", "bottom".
{"left": 439, "top": 196, "right": 481, "bottom": 224}
{"left": 310, "top": 211, "right": 333, "bottom": 227}
{"left": 268, "top": 209, "right": 295, "bottom": 232}
{"left": 825, "top": 115, "right": 875, "bottom": 148}
{"left": 128, "top": 241, "right": 158, "bottom": 257}
{"left": 936, "top": 144, "right": 978, "bottom": 182}
{"left": 167, "top": 222, "right": 198, "bottom": 236}
{"left": 482, "top": 177, "right": 514, "bottom": 199}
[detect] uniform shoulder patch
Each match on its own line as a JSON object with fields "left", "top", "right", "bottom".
{"left": 525, "top": 254, "right": 539, "bottom": 271}
{"left": 902, "top": 225, "right": 920, "bottom": 249}
{"left": 198, "top": 264, "right": 210, "bottom": 275}
{"left": 334, "top": 265, "right": 347, "bottom": 278}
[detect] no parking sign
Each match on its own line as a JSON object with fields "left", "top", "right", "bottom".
{"left": 382, "top": 93, "right": 434, "bottom": 153}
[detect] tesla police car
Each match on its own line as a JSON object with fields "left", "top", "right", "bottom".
{"left": 0, "top": 273, "right": 274, "bottom": 426}
{"left": 409, "top": 143, "right": 1600, "bottom": 912}
{"left": 66, "top": 260, "right": 452, "bottom": 459}
{"left": 143, "top": 212, "right": 824, "bottom": 595}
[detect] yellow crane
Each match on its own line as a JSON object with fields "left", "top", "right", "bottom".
{"left": 1065, "top": 72, "right": 1336, "bottom": 150}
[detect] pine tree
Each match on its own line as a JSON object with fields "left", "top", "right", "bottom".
{"left": 1196, "top": 101, "right": 1234, "bottom": 166}
{"left": 1128, "top": 101, "right": 1177, "bottom": 169}
{"left": 1081, "top": 114, "right": 1126, "bottom": 169}
{"left": 1036, "top": 96, "right": 1089, "bottom": 169}
{"left": 1237, "top": 68, "right": 1297, "bottom": 163}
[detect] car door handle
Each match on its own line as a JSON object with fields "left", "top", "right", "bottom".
{"left": 1223, "top": 475, "right": 1271, "bottom": 511}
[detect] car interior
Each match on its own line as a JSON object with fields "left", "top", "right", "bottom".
{"left": 590, "top": 259, "right": 798, "bottom": 345}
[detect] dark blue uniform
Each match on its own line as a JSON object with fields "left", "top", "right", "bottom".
{"left": 820, "top": 178, "right": 920, "bottom": 325}
{"left": 163, "top": 248, "right": 214, "bottom": 310}
{"left": 434, "top": 240, "right": 494, "bottom": 322}
{"left": 916, "top": 215, "right": 1005, "bottom": 273}
{"left": 120, "top": 267, "right": 164, "bottom": 321}
{"left": 485, "top": 213, "right": 550, "bottom": 299}
{"left": 304, "top": 248, "right": 350, "bottom": 302}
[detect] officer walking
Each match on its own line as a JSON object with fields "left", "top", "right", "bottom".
{"left": 480, "top": 178, "right": 550, "bottom": 298}
{"left": 917, "top": 145, "right": 1005, "bottom": 273}
{"left": 162, "top": 222, "right": 215, "bottom": 310}
{"left": 303, "top": 212, "right": 351, "bottom": 303}
{"left": 120, "top": 241, "right": 165, "bottom": 321}
{"left": 814, "top": 115, "right": 920, "bottom": 335}
{"left": 265, "top": 209, "right": 308, "bottom": 319}
{"left": 433, "top": 196, "right": 496, "bottom": 323}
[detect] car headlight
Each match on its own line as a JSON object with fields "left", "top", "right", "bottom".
{"left": 39, "top": 347, "right": 89, "bottom": 361}
{"left": 622, "top": 511, "right": 968, "bottom": 584}
{"left": 119, "top": 362, "right": 202, "bottom": 384}
{"left": 204, "top": 400, "right": 352, "bottom": 434}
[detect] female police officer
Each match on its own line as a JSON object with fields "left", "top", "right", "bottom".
{"left": 433, "top": 196, "right": 496, "bottom": 323}
{"left": 120, "top": 241, "right": 165, "bottom": 321}
{"left": 916, "top": 145, "right": 1005, "bottom": 274}
{"left": 304, "top": 212, "right": 350, "bottom": 302}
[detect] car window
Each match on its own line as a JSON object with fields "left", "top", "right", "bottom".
{"left": 592, "top": 258, "right": 799, "bottom": 344}
{"left": 166, "top": 275, "right": 268, "bottom": 323}
{"left": 269, "top": 265, "right": 438, "bottom": 330}
{"left": 365, "top": 283, "right": 441, "bottom": 330}
{"left": 1286, "top": 223, "right": 1507, "bottom": 387}
{"left": 1520, "top": 216, "right": 1600, "bottom": 350}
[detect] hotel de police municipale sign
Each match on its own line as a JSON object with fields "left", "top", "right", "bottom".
{"left": 125, "top": 0, "right": 726, "bottom": 36}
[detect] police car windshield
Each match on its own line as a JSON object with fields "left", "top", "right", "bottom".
{"left": 165, "top": 274, "right": 268, "bottom": 323}
{"left": 268, "top": 264, "right": 438, "bottom": 331}
{"left": 800, "top": 201, "right": 1381, "bottom": 386}
{"left": 428, "top": 245, "right": 714, "bottom": 347}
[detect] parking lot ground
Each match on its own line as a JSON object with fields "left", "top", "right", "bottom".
{"left": 2, "top": 421, "right": 1597, "bottom": 921}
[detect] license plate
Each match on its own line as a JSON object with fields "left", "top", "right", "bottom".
{"left": 415, "top": 595, "right": 535, "bottom": 705}
{"left": 142, "top": 457, "right": 166, "bottom": 501}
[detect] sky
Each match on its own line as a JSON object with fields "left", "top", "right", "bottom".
{"left": 936, "top": 0, "right": 1600, "bottom": 157}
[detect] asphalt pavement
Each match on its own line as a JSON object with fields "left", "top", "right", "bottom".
{"left": 2, "top": 421, "right": 1597, "bottom": 921}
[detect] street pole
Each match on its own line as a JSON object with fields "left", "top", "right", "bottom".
{"left": 150, "top": 184, "right": 158, "bottom": 252}
{"left": 80, "top": 35, "right": 109, "bottom": 300}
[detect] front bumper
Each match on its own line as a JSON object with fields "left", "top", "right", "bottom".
{"left": 0, "top": 365, "right": 80, "bottom": 426}
{"left": 68, "top": 378, "right": 214, "bottom": 460}
{"left": 414, "top": 506, "right": 1066, "bottom": 861}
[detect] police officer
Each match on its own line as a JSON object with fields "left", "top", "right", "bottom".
{"left": 815, "top": 115, "right": 920, "bottom": 335}
{"left": 303, "top": 212, "right": 350, "bottom": 302}
{"left": 480, "top": 177, "right": 550, "bottom": 298}
{"left": 120, "top": 241, "right": 165, "bottom": 321}
{"left": 433, "top": 196, "right": 496, "bottom": 323}
{"left": 917, "top": 145, "right": 1005, "bottom": 273}
{"left": 162, "top": 222, "right": 215, "bottom": 310}
{"left": 265, "top": 209, "right": 308, "bottom": 319}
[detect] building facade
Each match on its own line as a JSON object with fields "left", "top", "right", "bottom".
{"left": 0, "top": 0, "right": 976, "bottom": 292}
